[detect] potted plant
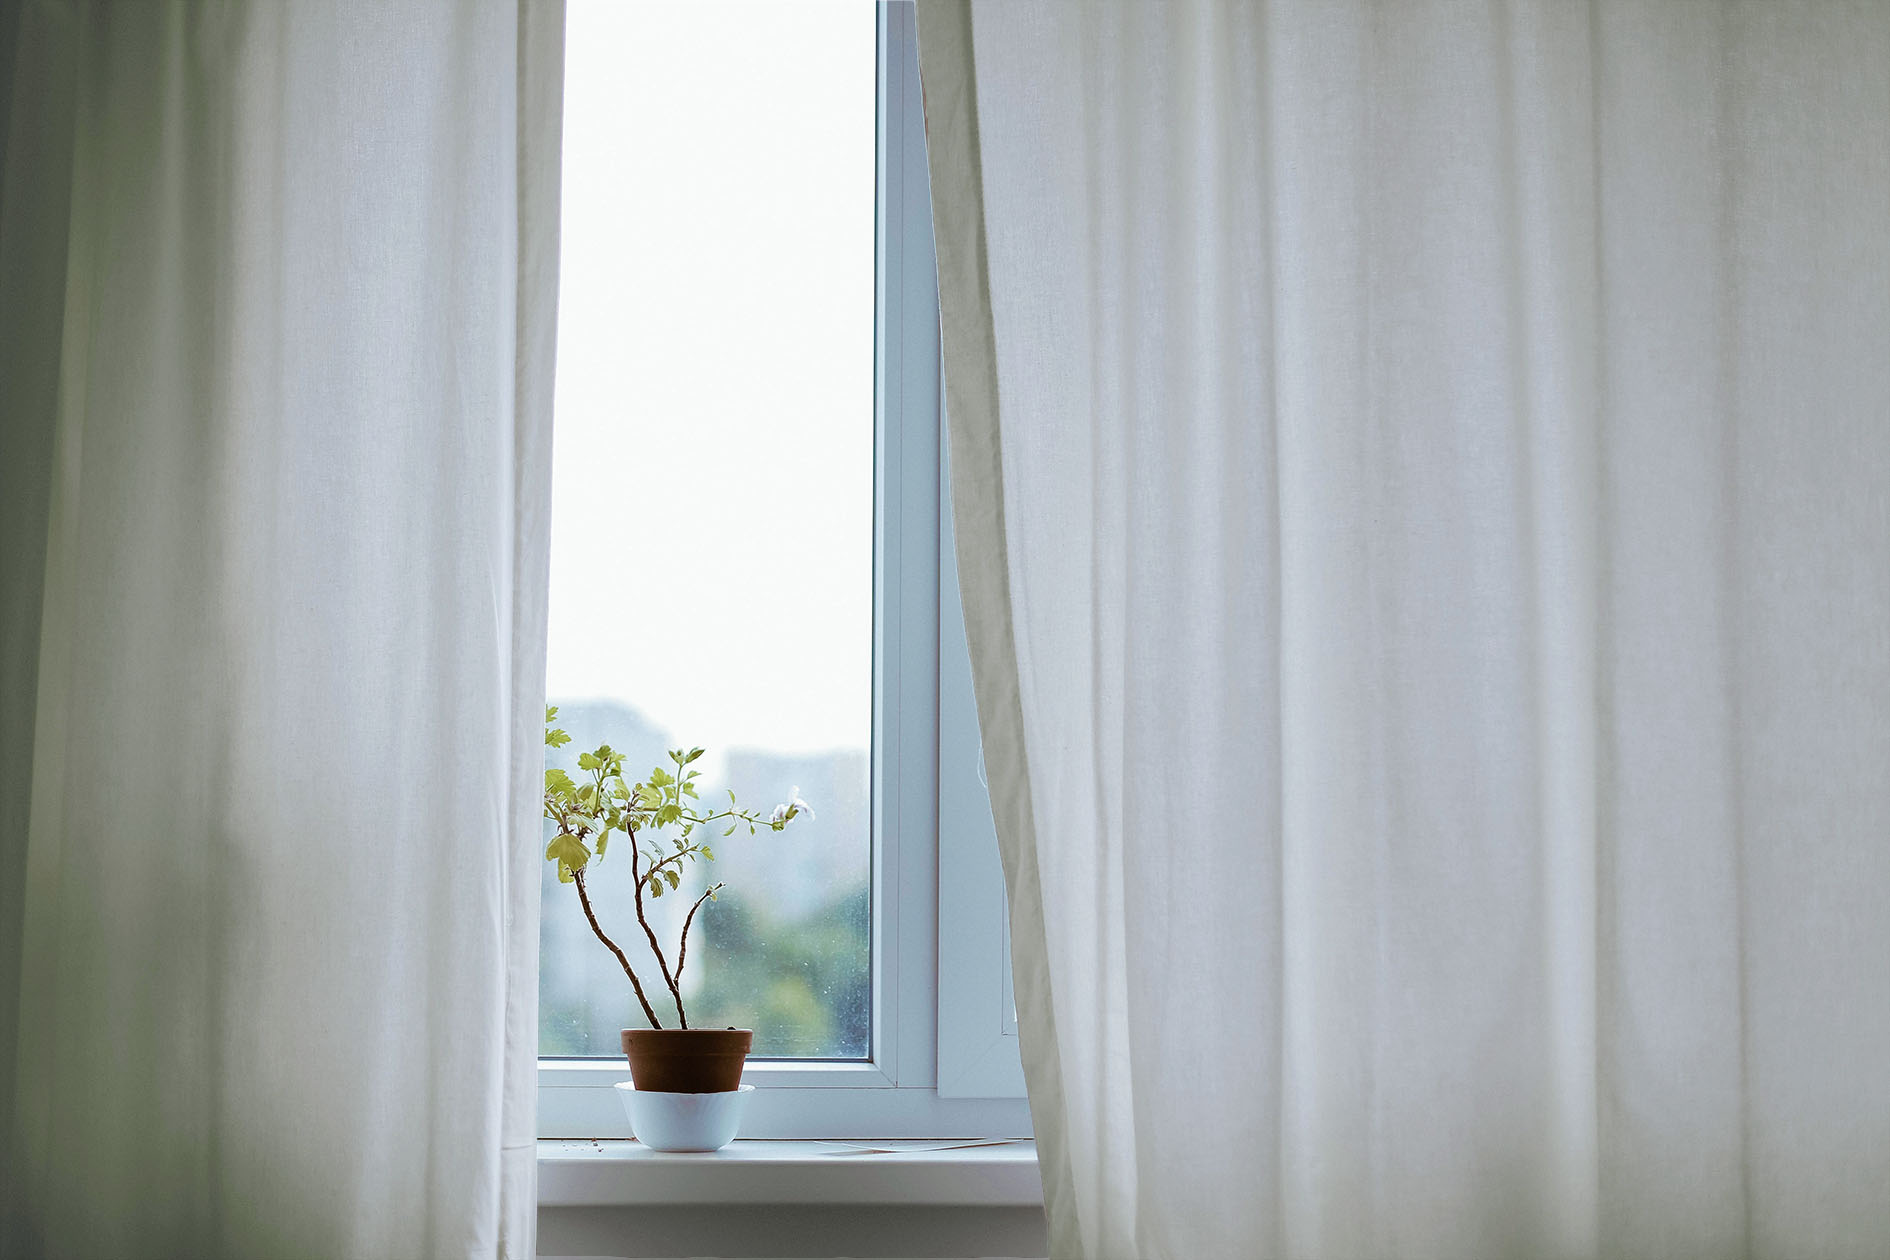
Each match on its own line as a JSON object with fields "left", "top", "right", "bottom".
{"left": 542, "top": 707, "right": 811, "bottom": 1149}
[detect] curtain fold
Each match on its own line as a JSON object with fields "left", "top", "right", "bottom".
{"left": 0, "top": 2, "right": 563, "bottom": 1255}
{"left": 918, "top": 2, "right": 1890, "bottom": 1257}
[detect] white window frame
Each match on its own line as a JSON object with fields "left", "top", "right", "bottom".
{"left": 935, "top": 423, "right": 1028, "bottom": 1100}
{"left": 537, "top": 0, "right": 1028, "bottom": 1140}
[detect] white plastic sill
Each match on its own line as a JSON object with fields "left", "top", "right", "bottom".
{"left": 538, "top": 1138, "right": 1041, "bottom": 1208}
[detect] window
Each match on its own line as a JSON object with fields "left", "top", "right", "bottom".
{"left": 539, "top": 0, "right": 1028, "bottom": 1139}
{"left": 541, "top": 0, "right": 875, "bottom": 1066}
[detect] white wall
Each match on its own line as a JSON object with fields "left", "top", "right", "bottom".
{"left": 540, "top": 1203, "right": 1048, "bottom": 1259}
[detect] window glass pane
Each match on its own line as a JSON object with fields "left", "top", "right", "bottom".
{"left": 542, "top": 0, "right": 875, "bottom": 1059}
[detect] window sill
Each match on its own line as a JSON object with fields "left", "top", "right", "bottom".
{"left": 537, "top": 1138, "right": 1041, "bottom": 1207}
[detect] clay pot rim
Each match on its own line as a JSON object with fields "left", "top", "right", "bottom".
{"left": 622, "top": 1027, "right": 754, "bottom": 1037}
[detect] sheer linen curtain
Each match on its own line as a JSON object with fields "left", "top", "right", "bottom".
{"left": 0, "top": 2, "right": 563, "bottom": 1256}
{"left": 918, "top": 2, "right": 1890, "bottom": 1258}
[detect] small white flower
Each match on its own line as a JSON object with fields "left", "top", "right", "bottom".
{"left": 771, "top": 788, "right": 814, "bottom": 826}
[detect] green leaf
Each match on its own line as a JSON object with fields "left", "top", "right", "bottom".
{"left": 727, "top": 788, "right": 736, "bottom": 803}
{"left": 723, "top": 823, "right": 736, "bottom": 837}
{"left": 681, "top": 782, "right": 698, "bottom": 799}
{"left": 545, "top": 705, "right": 559, "bottom": 721}
{"left": 556, "top": 864, "right": 574, "bottom": 883}
{"left": 545, "top": 768, "right": 575, "bottom": 795}
{"left": 648, "top": 876, "right": 664, "bottom": 898}
{"left": 545, "top": 727, "right": 571, "bottom": 748}
{"left": 649, "top": 766, "right": 673, "bottom": 787}
{"left": 595, "top": 831, "right": 609, "bottom": 858}
{"left": 701, "top": 844, "right": 715, "bottom": 860}
{"left": 545, "top": 833, "right": 591, "bottom": 871}
{"left": 685, "top": 747, "right": 705, "bottom": 764}
{"left": 577, "top": 751, "right": 601, "bottom": 771}
{"left": 664, "top": 868, "right": 680, "bottom": 891}
{"left": 657, "top": 803, "right": 682, "bottom": 826}
{"left": 668, "top": 749, "right": 684, "bottom": 765}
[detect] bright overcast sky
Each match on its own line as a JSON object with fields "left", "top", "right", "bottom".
{"left": 547, "top": 0, "right": 876, "bottom": 756}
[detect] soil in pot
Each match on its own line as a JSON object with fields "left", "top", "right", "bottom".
{"left": 621, "top": 1027, "right": 752, "bottom": 1093}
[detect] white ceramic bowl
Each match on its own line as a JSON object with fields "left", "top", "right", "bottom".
{"left": 615, "top": 1082, "right": 754, "bottom": 1152}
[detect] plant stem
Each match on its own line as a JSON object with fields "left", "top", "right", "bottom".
{"left": 635, "top": 808, "right": 767, "bottom": 885}
{"left": 573, "top": 867, "right": 661, "bottom": 1029}
{"left": 675, "top": 883, "right": 721, "bottom": 986}
{"left": 681, "top": 806, "right": 767, "bottom": 830}
{"left": 630, "top": 829, "right": 688, "bottom": 1028}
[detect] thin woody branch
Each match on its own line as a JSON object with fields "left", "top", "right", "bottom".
{"left": 630, "top": 829, "right": 688, "bottom": 1028}
{"left": 573, "top": 867, "right": 661, "bottom": 1028}
{"left": 675, "top": 883, "right": 723, "bottom": 986}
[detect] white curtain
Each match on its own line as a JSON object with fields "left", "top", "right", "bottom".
{"left": 918, "top": 2, "right": 1890, "bottom": 1257}
{"left": 0, "top": 2, "right": 562, "bottom": 1256}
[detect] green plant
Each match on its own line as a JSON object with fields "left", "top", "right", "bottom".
{"left": 542, "top": 705, "right": 811, "bottom": 1029}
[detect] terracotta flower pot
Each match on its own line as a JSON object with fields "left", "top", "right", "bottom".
{"left": 621, "top": 1027, "right": 753, "bottom": 1093}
